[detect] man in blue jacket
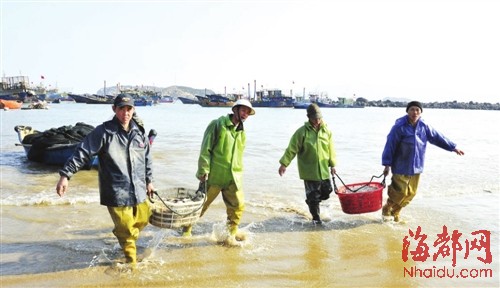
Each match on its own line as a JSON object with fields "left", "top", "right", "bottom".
{"left": 56, "top": 95, "right": 154, "bottom": 268}
{"left": 381, "top": 101, "right": 464, "bottom": 222}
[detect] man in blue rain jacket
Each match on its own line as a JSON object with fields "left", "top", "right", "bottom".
{"left": 56, "top": 95, "right": 154, "bottom": 268}
{"left": 381, "top": 101, "right": 464, "bottom": 222}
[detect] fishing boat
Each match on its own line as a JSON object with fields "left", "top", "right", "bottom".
{"left": 14, "top": 124, "right": 98, "bottom": 168}
{"left": 293, "top": 101, "right": 310, "bottom": 109}
{"left": 251, "top": 89, "right": 295, "bottom": 108}
{"left": 134, "top": 97, "right": 154, "bottom": 106}
{"left": 66, "top": 93, "right": 114, "bottom": 104}
{"left": 1, "top": 75, "right": 55, "bottom": 103}
{"left": 86, "top": 94, "right": 115, "bottom": 104}
{"left": 67, "top": 93, "right": 91, "bottom": 103}
{"left": 159, "top": 95, "right": 175, "bottom": 104}
{"left": 51, "top": 96, "right": 76, "bottom": 104}
{"left": 195, "top": 94, "right": 236, "bottom": 107}
{"left": 0, "top": 99, "right": 23, "bottom": 110}
{"left": 1, "top": 76, "right": 31, "bottom": 102}
{"left": 15, "top": 124, "right": 158, "bottom": 167}
{"left": 178, "top": 97, "right": 199, "bottom": 104}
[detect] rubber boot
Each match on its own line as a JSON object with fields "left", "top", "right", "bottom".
{"left": 227, "top": 222, "right": 238, "bottom": 236}
{"left": 182, "top": 225, "right": 192, "bottom": 237}
{"left": 391, "top": 204, "right": 402, "bottom": 222}
{"left": 382, "top": 201, "right": 393, "bottom": 216}
{"left": 307, "top": 201, "right": 321, "bottom": 224}
{"left": 122, "top": 241, "right": 137, "bottom": 269}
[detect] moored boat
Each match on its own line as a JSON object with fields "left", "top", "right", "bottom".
{"left": 66, "top": 93, "right": 114, "bottom": 104}
{"left": 251, "top": 89, "right": 294, "bottom": 108}
{"left": 293, "top": 101, "right": 310, "bottom": 109}
{"left": 1, "top": 76, "right": 32, "bottom": 103}
{"left": 159, "top": 95, "right": 175, "bottom": 103}
{"left": 86, "top": 94, "right": 115, "bottom": 104}
{"left": 51, "top": 96, "right": 76, "bottom": 104}
{"left": 178, "top": 97, "right": 199, "bottom": 104}
{"left": 67, "top": 93, "right": 91, "bottom": 103}
{"left": 195, "top": 94, "right": 235, "bottom": 107}
{"left": 134, "top": 97, "right": 154, "bottom": 106}
{"left": 0, "top": 99, "right": 23, "bottom": 110}
{"left": 2, "top": 76, "right": 57, "bottom": 103}
{"left": 15, "top": 124, "right": 98, "bottom": 168}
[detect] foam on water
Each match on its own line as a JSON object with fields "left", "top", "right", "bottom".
{"left": 0, "top": 189, "right": 99, "bottom": 206}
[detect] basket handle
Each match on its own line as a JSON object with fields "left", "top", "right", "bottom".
{"left": 148, "top": 190, "right": 164, "bottom": 205}
{"left": 333, "top": 172, "right": 386, "bottom": 194}
{"left": 148, "top": 185, "right": 208, "bottom": 217}
{"left": 333, "top": 175, "right": 340, "bottom": 195}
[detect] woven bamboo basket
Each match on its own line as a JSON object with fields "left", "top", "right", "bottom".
{"left": 149, "top": 187, "right": 205, "bottom": 229}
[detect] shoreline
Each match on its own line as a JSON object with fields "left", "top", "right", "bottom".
{"left": 363, "top": 100, "right": 500, "bottom": 110}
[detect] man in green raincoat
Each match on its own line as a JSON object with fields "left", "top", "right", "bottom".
{"left": 182, "top": 99, "right": 255, "bottom": 238}
{"left": 278, "top": 103, "right": 336, "bottom": 224}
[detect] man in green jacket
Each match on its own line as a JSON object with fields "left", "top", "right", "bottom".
{"left": 182, "top": 99, "right": 255, "bottom": 239}
{"left": 279, "top": 103, "right": 336, "bottom": 224}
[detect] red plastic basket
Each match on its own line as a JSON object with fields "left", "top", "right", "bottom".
{"left": 336, "top": 182, "right": 384, "bottom": 214}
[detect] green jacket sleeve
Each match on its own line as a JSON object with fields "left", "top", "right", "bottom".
{"left": 279, "top": 126, "right": 305, "bottom": 167}
{"left": 328, "top": 129, "right": 336, "bottom": 168}
{"left": 196, "top": 119, "right": 218, "bottom": 179}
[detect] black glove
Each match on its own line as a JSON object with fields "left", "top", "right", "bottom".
{"left": 191, "top": 181, "right": 206, "bottom": 202}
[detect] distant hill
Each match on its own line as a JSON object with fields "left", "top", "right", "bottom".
{"left": 96, "top": 85, "right": 214, "bottom": 100}
{"left": 382, "top": 97, "right": 411, "bottom": 102}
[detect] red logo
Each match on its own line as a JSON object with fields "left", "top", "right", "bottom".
{"left": 402, "top": 225, "right": 492, "bottom": 267}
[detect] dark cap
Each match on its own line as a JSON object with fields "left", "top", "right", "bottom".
{"left": 307, "top": 103, "right": 322, "bottom": 119}
{"left": 114, "top": 94, "right": 135, "bottom": 107}
{"left": 406, "top": 101, "right": 423, "bottom": 112}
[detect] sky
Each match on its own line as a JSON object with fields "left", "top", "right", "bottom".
{"left": 1, "top": 0, "right": 499, "bottom": 103}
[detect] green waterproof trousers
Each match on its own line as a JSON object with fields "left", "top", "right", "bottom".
{"left": 383, "top": 174, "right": 421, "bottom": 217}
{"left": 107, "top": 201, "right": 151, "bottom": 265}
{"left": 184, "top": 182, "right": 244, "bottom": 236}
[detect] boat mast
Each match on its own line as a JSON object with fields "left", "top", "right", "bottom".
{"left": 253, "top": 80, "right": 256, "bottom": 101}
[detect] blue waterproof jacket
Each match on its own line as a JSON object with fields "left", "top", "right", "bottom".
{"left": 382, "top": 115, "right": 456, "bottom": 175}
{"left": 60, "top": 117, "right": 153, "bottom": 207}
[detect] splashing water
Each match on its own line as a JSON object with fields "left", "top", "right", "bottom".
{"left": 88, "top": 248, "right": 116, "bottom": 268}
{"left": 147, "top": 229, "right": 171, "bottom": 253}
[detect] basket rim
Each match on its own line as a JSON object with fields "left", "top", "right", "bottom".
{"left": 342, "top": 181, "right": 384, "bottom": 187}
{"left": 337, "top": 181, "right": 384, "bottom": 195}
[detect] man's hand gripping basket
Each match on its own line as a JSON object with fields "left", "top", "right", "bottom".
{"left": 149, "top": 183, "right": 206, "bottom": 229}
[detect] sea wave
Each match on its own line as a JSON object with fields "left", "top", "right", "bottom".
{"left": 0, "top": 190, "right": 99, "bottom": 206}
